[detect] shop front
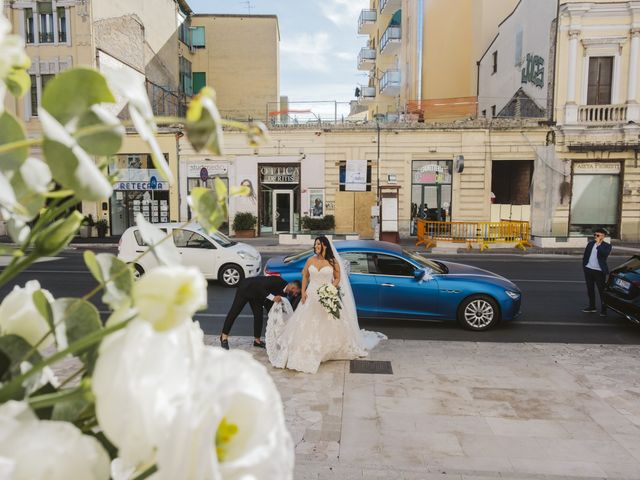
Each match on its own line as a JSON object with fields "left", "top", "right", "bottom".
{"left": 569, "top": 161, "right": 621, "bottom": 237}
{"left": 258, "top": 164, "right": 300, "bottom": 234}
{"left": 109, "top": 154, "right": 170, "bottom": 236}
{"left": 410, "top": 160, "right": 453, "bottom": 235}
{"left": 185, "top": 162, "right": 229, "bottom": 232}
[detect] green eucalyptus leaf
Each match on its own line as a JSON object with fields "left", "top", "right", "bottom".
{"left": 51, "top": 393, "right": 92, "bottom": 422}
{"left": 0, "top": 111, "right": 28, "bottom": 172}
{"left": 83, "top": 250, "right": 103, "bottom": 283}
{"left": 188, "top": 186, "right": 228, "bottom": 233}
{"left": 5, "top": 68, "right": 31, "bottom": 98}
{"left": 75, "top": 108, "right": 124, "bottom": 156}
{"left": 186, "top": 87, "right": 223, "bottom": 155}
{"left": 32, "top": 290, "right": 54, "bottom": 333}
{"left": 42, "top": 68, "right": 115, "bottom": 124}
{"left": 52, "top": 298, "right": 102, "bottom": 357}
{"left": 43, "top": 139, "right": 113, "bottom": 201}
{"left": 0, "top": 334, "right": 43, "bottom": 380}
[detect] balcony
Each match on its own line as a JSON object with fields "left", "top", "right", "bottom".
{"left": 380, "top": 26, "right": 401, "bottom": 55}
{"left": 379, "top": 70, "right": 400, "bottom": 96}
{"left": 358, "top": 86, "right": 376, "bottom": 104}
{"left": 357, "top": 47, "right": 376, "bottom": 70}
{"left": 358, "top": 9, "right": 377, "bottom": 35}
{"left": 577, "top": 104, "right": 628, "bottom": 125}
{"left": 380, "top": 0, "right": 401, "bottom": 15}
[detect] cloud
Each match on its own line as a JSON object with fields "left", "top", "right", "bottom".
{"left": 319, "top": 0, "right": 368, "bottom": 27}
{"left": 335, "top": 51, "right": 354, "bottom": 61}
{"left": 281, "top": 32, "right": 332, "bottom": 72}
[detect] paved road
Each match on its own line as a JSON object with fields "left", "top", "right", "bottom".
{"left": 2, "top": 250, "right": 639, "bottom": 344}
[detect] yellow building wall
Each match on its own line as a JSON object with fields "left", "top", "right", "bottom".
{"left": 191, "top": 15, "right": 279, "bottom": 122}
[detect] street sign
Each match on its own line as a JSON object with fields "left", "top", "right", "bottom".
{"left": 200, "top": 167, "right": 209, "bottom": 182}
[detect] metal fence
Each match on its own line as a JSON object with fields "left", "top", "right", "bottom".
{"left": 415, "top": 219, "right": 531, "bottom": 251}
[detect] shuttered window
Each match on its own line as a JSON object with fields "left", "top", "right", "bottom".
{"left": 587, "top": 56, "right": 613, "bottom": 105}
{"left": 193, "top": 72, "right": 206, "bottom": 94}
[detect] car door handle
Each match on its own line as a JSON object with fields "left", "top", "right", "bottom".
{"left": 381, "top": 283, "right": 395, "bottom": 287}
{"left": 441, "top": 289, "right": 461, "bottom": 294}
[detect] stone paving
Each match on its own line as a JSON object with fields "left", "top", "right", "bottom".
{"left": 52, "top": 336, "right": 640, "bottom": 479}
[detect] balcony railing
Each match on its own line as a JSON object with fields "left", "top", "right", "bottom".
{"left": 358, "top": 9, "right": 377, "bottom": 35}
{"left": 357, "top": 47, "right": 376, "bottom": 70}
{"left": 379, "top": 70, "right": 400, "bottom": 95}
{"left": 380, "top": 26, "right": 401, "bottom": 54}
{"left": 380, "top": 0, "right": 401, "bottom": 15}
{"left": 578, "top": 104, "right": 628, "bottom": 124}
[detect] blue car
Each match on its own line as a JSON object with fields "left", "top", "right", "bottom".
{"left": 264, "top": 240, "right": 521, "bottom": 331}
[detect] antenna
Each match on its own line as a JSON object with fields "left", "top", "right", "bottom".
{"left": 239, "top": 1, "right": 254, "bottom": 14}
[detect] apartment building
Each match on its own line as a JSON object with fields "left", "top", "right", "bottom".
{"left": 356, "top": 0, "right": 518, "bottom": 122}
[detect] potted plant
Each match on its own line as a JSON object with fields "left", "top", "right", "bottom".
{"left": 95, "top": 218, "right": 109, "bottom": 238}
{"left": 232, "top": 212, "right": 257, "bottom": 238}
{"left": 80, "top": 214, "right": 95, "bottom": 238}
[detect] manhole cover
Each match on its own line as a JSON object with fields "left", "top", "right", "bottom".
{"left": 349, "top": 360, "right": 393, "bottom": 375}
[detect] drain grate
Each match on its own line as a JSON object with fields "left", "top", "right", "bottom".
{"left": 349, "top": 360, "right": 393, "bottom": 375}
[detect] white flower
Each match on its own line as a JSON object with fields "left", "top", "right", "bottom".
{"left": 135, "top": 213, "right": 180, "bottom": 267}
{"left": 92, "top": 319, "right": 205, "bottom": 471}
{"left": 0, "top": 401, "right": 110, "bottom": 480}
{"left": 0, "top": 15, "right": 29, "bottom": 114}
{"left": 154, "top": 347, "right": 294, "bottom": 480}
{"left": 132, "top": 265, "right": 207, "bottom": 331}
{"left": 0, "top": 280, "right": 55, "bottom": 350}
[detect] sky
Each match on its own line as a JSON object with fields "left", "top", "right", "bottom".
{"left": 187, "top": 0, "right": 369, "bottom": 120}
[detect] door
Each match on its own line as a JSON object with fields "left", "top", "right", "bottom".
{"left": 172, "top": 228, "right": 218, "bottom": 276}
{"left": 587, "top": 56, "right": 613, "bottom": 105}
{"left": 273, "top": 190, "right": 293, "bottom": 233}
{"left": 370, "top": 253, "right": 440, "bottom": 318}
{"left": 341, "top": 251, "right": 379, "bottom": 317}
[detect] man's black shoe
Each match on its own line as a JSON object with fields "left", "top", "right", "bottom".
{"left": 253, "top": 340, "right": 266, "bottom": 348}
{"left": 220, "top": 336, "right": 229, "bottom": 350}
{"left": 582, "top": 307, "right": 597, "bottom": 313}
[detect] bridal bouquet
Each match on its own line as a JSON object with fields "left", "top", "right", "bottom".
{"left": 317, "top": 284, "right": 343, "bottom": 320}
{"left": 0, "top": 13, "right": 294, "bottom": 479}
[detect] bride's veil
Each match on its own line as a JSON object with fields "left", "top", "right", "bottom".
{"left": 328, "top": 239, "right": 386, "bottom": 351}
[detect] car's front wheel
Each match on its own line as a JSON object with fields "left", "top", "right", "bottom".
{"left": 132, "top": 263, "right": 145, "bottom": 280}
{"left": 219, "top": 264, "right": 244, "bottom": 287}
{"left": 457, "top": 294, "right": 500, "bottom": 331}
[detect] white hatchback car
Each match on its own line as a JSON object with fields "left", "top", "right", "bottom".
{"left": 117, "top": 223, "right": 262, "bottom": 287}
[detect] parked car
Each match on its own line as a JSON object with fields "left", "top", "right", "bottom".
{"left": 117, "top": 223, "right": 261, "bottom": 287}
{"left": 264, "top": 240, "right": 521, "bottom": 331}
{"left": 604, "top": 255, "right": 640, "bottom": 325}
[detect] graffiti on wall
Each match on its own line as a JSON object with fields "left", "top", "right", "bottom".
{"left": 521, "top": 53, "right": 544, "bottom": 88}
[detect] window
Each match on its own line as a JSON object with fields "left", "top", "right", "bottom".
{"left": 491, "top": 161, "right": 533, "bottom": 205}
{"left": 587, "top": 56, "right": 613, "bottom": 105}
{"left": 492, "top": 51, "right": 498, "bottom": 74}
{"left": 24, "top": 8, "right": 34, "bottom": 43}
{"left": 41, "top": 74, "right": 54, "bottom": 92}
{"left": 38, "top": 2, "right": 54, "bottom": 43}
{"left": 173, "top": 230, "right": 214, "bottom": 249}
{"left": 29, "top": 75, "right": 38, "bottom": 117}
{"left": 179, "top": 56, "right": 193, "bottom": 96}
{"left": 284, "top": 249, "right": 313, "bottom": 264}
{"left": 514, "top": 29, "right": 523, "bottom": 66}
{"left": 339, "top": 162, "right": 372, "bottom": 191}
{"left": 57, "top": 7, "right": 67, "bottom": 43}
{"left": 370, "top": 253, "right": 415, "bottom": 277}
{"left": 178, "top": 15, "right": 191, "bottom": 47}
{"left": 191, "top": 26, "right": 205, "bottom": 48}
{"left": 341, "top": 252, "right": 370, "bottom": 274}
{"left": 481, "top": 109, "right": 486, "bottom": 117}
{"left": 491, "top": 105, "right": 496, "bottom": 117}
{"left": 192, "top": 72, "right": 206, "bottom": 94}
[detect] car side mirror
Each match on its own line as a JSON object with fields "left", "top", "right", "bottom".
{"left": 414, "top": 269, "right": 426, "bottom": 281}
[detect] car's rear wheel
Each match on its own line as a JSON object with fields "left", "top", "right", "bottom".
{"left": 219, "top": 264, "right": 244, "bottom": 287}
{"left": 132, "top": 263, "right": 145, "bottom": 280}
{"left": 457, "top": 294, "right": 500, "bottom": 331}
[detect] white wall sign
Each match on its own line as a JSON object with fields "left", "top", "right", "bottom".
{"left": 187, "top": 163, "right": 228, "bottom": 177}
{"left": 345, "top": 159, "right": 367, "bottom": 191}
{"left": 574, "top": 162, "right": 621, "bottom": 174}
{"left": 381, "top": 197, "right": 398, "bottom": 232}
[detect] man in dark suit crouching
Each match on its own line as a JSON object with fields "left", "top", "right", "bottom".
{"left": 220, "top": 276, "right": 301, "bottom": 349}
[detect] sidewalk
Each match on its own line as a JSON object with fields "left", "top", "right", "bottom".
{"left": 208, "top": 336, "right": 640, "bottom": 480}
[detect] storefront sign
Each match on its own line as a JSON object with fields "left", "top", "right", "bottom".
{"left": 114, "top": 168, "right": 168, "bottom": 190}
{"left": 260, "top": 166, "right": 299, "bottom": 184}
{"left": 574, "top": 162, "right": 621, "bottom": 174}
{"left": 345, "top": 160, "right": 367, "bottom": 191}
{"left": 187, "top": 163, "right": 228, "bottom": 177}
{"left": 115, "top": 181, "right": 168, "bottom": 191}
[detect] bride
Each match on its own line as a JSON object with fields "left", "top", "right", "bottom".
{"left": 266, "top": 235, "right": 386, "bottom": 374}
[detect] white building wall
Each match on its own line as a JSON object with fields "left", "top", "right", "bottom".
{"left": 477, "top": 0, "right": 557, "bottom": 117}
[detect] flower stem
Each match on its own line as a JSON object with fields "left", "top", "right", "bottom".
{"left": 131, "top": 464, "right": 158, "bottom": 480}
{"left": 0, "top": 138, "right": 41, "bottom": 155}
{"left": 28, "top": 385, "right": 84, "bottom": 410}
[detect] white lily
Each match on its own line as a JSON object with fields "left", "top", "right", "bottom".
{"left": 0, "top": 401, "right": 110, "bottom": 480}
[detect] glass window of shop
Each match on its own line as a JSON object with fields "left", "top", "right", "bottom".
{"left": 410, "top": 160, "right": 453, "bottom": 235}
{"left": 109, "top": 154, "right": 170, "bottom": 236}
{"left": 258, "top": 165, "right": 300, "bottom": 234}
{"left": 186, "top": 163, "right": 229, "bottom": 233}
{"left": 569, "top": 162, "right": 620, "bottom": 238}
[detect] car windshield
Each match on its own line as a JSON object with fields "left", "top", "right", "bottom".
{"left": 402, "top": 249, "right": 447, "bottom": 274}
{"left": 617, "top": 256, "right": 640, "bottom": 272}
{"left": 193, "top": 225, "right": 235, "bottom": 247}
{"left": 284, "top": 249, "right": 313, "bottom": 263}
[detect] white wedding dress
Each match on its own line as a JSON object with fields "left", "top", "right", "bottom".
{"left": 266, "top": 258, "right": 386, "bottom": 374}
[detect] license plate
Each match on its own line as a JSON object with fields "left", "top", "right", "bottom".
{"left": 615, "top": 277, "right": 631, "bottom": 290}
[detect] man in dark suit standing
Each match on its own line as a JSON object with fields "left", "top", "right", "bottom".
{"left": 220, "top": 276, "right": 301, "bottom": 349}
{"left": 582, "top": 228, "right": 612, "bottom": 316}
